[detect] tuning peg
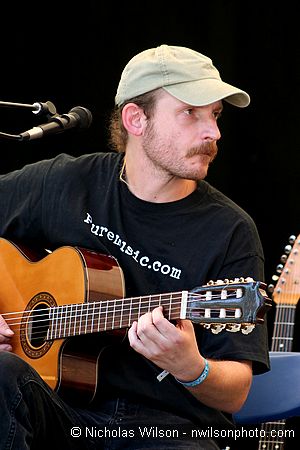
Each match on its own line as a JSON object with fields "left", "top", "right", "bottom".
{"left": 245, "top": 277, "right": 254, "bottom": 282}
{"left": 276, "top": 264, "right": 283, "bottom": 273}
{"left": 241, "top": 324, "right": 255, "bottom": 335}
{"left": 284, "top": 244, "right": 292, "bottom": 254}
{"left": 280, "top": 254, "right": 288, "bottom": 263}
{"left": 267, "top": 284, "right": 275, "bottom": 293}
{"left": 210, "top": 324, "right": 226, "bottom": 334}
{"left": 289, "top": 235, "right": 296, "bottom": 244}
{"left": 226, "top": 324, "right": 241, "bottom": 332}
{"left": 272, "top": 274, "right": 279, "bottom": 281}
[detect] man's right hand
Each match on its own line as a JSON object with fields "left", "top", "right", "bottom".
{"left": 0, "top": 315, "right": 14, "bottom": 352}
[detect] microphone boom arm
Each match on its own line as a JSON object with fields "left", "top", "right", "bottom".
{"left": 0, "top": 106, "right": 92, "bottom": 141}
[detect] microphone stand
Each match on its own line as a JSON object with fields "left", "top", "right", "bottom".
{"left": 0, "top": 100, "right": 57, "bottom": 141}
{"left": 0, "top": 100, "right": 57, "bottom": 115}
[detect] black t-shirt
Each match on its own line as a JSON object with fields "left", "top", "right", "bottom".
{"left": 0, "top": 151, "right": 270, "bottom": 427}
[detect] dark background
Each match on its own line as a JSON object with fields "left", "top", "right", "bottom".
{"left": 1, "top": 1, "right": 299, "bottom": 448}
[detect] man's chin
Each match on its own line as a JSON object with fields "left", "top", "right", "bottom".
{"left": 187, "top": 161, "right": 210, "bottom": 180}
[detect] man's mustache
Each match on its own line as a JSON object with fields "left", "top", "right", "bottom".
{"left": 187, "top": 141, "right": 218, "bottom": 160}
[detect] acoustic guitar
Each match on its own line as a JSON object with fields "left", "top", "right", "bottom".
{"left": 0, "top": 238, "right": 271, "bottom": 405}
{"left": 258, "top": 234, "right": 300, "bottom": 449}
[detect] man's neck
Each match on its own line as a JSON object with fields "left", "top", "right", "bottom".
{"left": 123, "top": 153, "right": 197, "bottom": 203}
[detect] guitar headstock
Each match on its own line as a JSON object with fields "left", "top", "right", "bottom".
{"left": 268, "top": 234, "right": 300, "bottom": 305}
{"left": 186, "top": 277, "right": 272, "bottom": 334}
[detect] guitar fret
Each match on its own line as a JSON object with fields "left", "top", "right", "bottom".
{"left": 273, "top": 322, "right": 295, "bottom": 327}
{"left": 85, "top": 303, "right": 89, "bottom": 334}
{"left": 90, "top": 302, "right": 95, "bottom": 333}
{"left": 272, "top": 337, "right": 293, "bottom": 340}
{"left": 111, "top": 300, "right": 116, "bottom": 329}
{"left": 259, "top": 440, "right": 285, "bottom": 447}
{"left": 68, "top": 304, "right": 73, "bottom": 336}
{"left": 53, "top": 306, "right": 58, "bottom": 339}
{"left": 119, "top": 299, "right": 124, "bottom": 329}
{"left": 73, "top": 303, "right": 79, "bottom": 336}
{"left": 168, "top": 293, "right": 173, "bottom": 320}
{"left": 48, "top": 308, "right": 53, "bottom": 340}
{"left": 264, "top": 421, "right": 286, "bottom": 425}
{"left": 137, "top": 297, "right": 141, "bottom": 322}
{"left": 79, "top": 302, "right": 84, "bottom": 334}
{"left": 60, "top": 305, "right": 65, "bottom": 338}
{"left": 128, "top": 297, "right": 133, "bottom": 327}
{"left": 89, "top": 303, "right": 92, "bottom": 332}
{"left": 50, "top": 307, "right": 55, "bottom": 339}
{"left": 277, "top": 304, "right": 296, "bottom": 309}
{"left": 55, "top": 307, "right": 60, "bottom": 338}
{"left": 104, "top": 300, "right": 109, "bottom": 331}
{"left": 108, "top": 301, "right": 115, "bottom": 330}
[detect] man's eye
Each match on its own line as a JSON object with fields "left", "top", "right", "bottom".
{"left": 214, "top": 111, "right": 222, "bottom": 120}
{"left": 184, "top": 108, "right": 194, "bottom": 115}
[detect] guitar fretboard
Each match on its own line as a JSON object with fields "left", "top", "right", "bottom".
{"left": 258, "top": 305, "right": 296, "bottom": 449}
{"left": 47, "top": 292, "right": 184, "bottom": 339}
{"left": 271, "top": 304, "right": 296, "bottom": 352}
{"left": 258, "top": 419, "right": 287, "bottom": 449}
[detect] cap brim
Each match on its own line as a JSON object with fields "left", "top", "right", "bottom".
{"left": 163, "top": 78, "right": 250, "bottom": 108}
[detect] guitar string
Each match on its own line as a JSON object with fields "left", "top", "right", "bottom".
{"left": 258, "top": 277, "right": 289, "bottom": 449}
{"left": 6, "top": 316, "right": 246, "bottom": 339}
{"left": 1, "top": 291, "right": 242, "bottom": 323}
{"left": 5, "top": 316, "right": 249, "bottom": 340}
{"left": 2, "top": 292, "right": 246, "bottom": 337}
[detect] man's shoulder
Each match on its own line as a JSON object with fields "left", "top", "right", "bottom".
{"left": 47, "top": 151, "right": 123, "bottom": 176}
{"left": 52, "top": 151, "right": 122, "bottom": 166}
{"left": 202, "top": 181, "right": 254, "bottom": 220}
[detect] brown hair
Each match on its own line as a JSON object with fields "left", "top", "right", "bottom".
{"left": 108, "top": 89, "right": 162, "bottom": 153}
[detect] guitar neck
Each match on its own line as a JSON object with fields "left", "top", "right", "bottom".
{"left": 270, "top": 303, "right": 296, "bottom": 352}
{"left": 258, "top": 234, "right": 300, "bottom": 449}
{"left": 258, "top": 419, "right": 287, "bottom": 449}
{"left": 47, "top": 292, "right": 184, "bottom": 340}
{"left": 257, "top": 303, "right": 294, "bottom": 450}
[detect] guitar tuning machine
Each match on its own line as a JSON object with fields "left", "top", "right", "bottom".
{"left": 202, "top": 324, "right": 225, "bottom": 335}
{"left": 206, "top": 277, "right": 254, "bottom": 286}
{"left": 284, "top": 244, "right": 292, "bottom": 254}
{"left": 280, "top": 254, "right": 288, "bottom": 263}
{"left": 225, "top": 324, "right": 241, "bottom": 332}
{"left": 276, "top": 264, "right": 283, "bottom": 273}
{"left": 241, "top": 324, "right": 255, "bottom": 335}
{"left": 203, "top": 323, "right": 255, "bottom": 335}
{"left": 225, "top": 323, "right": 255, "bottom": 334}
{"left": 209, "top": 324, "right": 226, "bottom": 334}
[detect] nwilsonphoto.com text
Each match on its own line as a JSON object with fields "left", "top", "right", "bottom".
{"left": 70, "top": 425, "right": 295, "bottom": 441}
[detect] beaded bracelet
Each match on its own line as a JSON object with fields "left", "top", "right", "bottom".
{"left": 175, "top": 358, "right": 210, "bottom": 387}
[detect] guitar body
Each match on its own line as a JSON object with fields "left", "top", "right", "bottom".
{"left": 0, "top": 238, "right": 271, "bottom": 406}
{"left": 0, "top": 238, "right": 125, "bottom": 404}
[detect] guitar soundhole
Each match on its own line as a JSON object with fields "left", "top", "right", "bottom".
{"left": 21, "top": 292, "right": 56, "bottom": 359}
{"left": 28, "top": 303, "right": 50, "bottom": 347}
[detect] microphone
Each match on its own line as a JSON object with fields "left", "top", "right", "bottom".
{"left": 19, "top": 106, "right": 93, "bottom": 141}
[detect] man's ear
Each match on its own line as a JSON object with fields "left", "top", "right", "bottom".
{"left": 121, "top": 103, "right": 146, "bottom": 136}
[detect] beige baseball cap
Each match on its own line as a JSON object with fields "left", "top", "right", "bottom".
{"left": 115, "top": 44, "right": 250, "bottom": 108}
